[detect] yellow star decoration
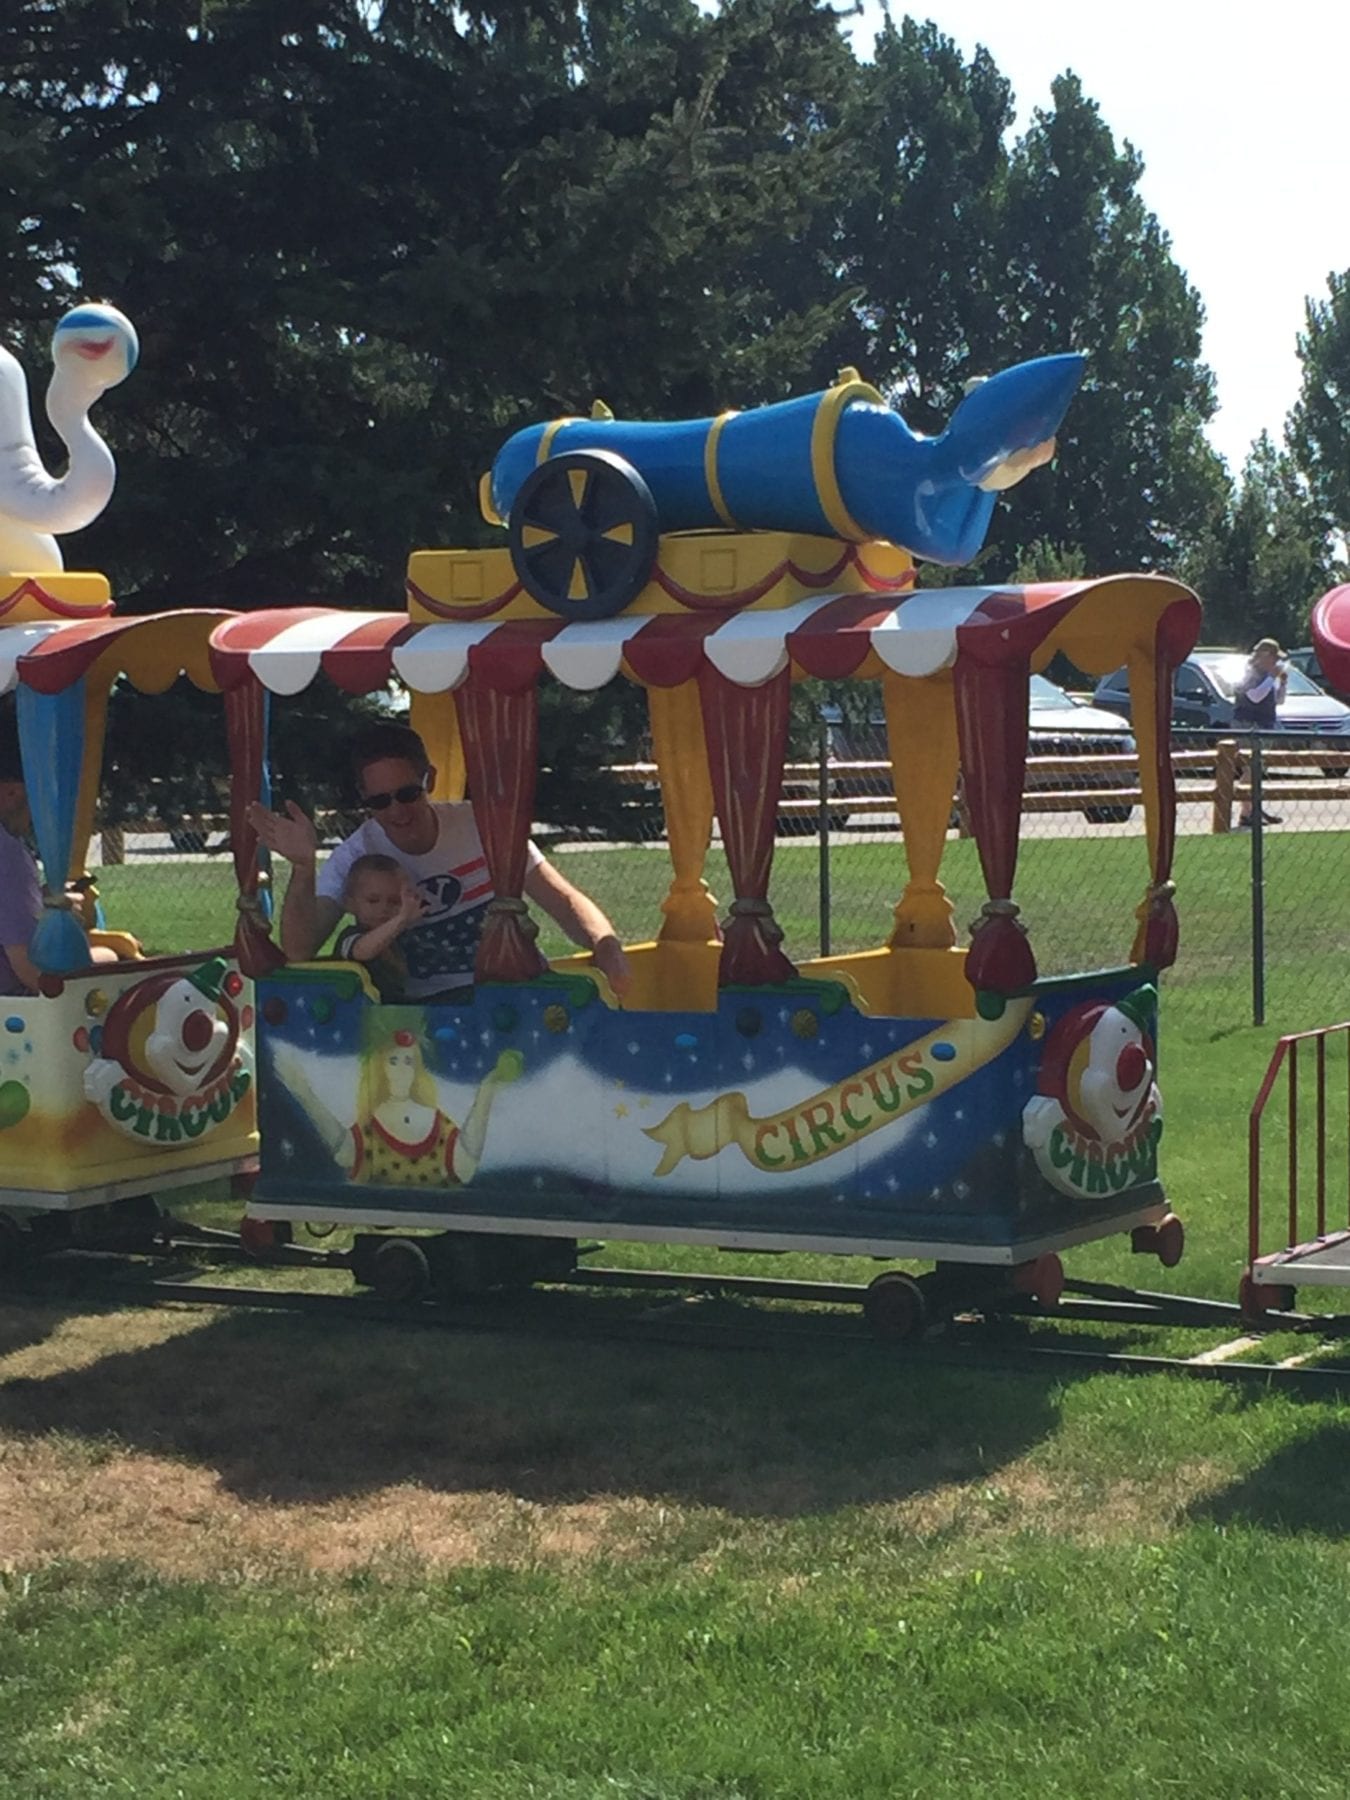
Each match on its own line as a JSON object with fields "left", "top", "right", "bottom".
{"left": 614, "top": 1103, "right": 630, "bottom": 1120}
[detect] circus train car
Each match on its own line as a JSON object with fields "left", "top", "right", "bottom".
{"left": 0, "top": 578, "right": 259, "bottom": 1253}
{"left": 213, "top": 361, "right": 1199, "bottom": 1333}
{"left": 0, "top": 299, "right": 256, "bottom": 1257}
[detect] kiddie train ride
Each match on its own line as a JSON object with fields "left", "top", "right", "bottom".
{"left": 210, "top": 354, "right": 1200, "bottom": 1333}
{"left": 0, "top": 305, "right": 256, "bottom": 1255}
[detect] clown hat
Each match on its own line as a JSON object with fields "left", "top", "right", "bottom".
{"left": 1114, "top": 985, "right": 1157, "bottom": 1034}
{"left": 186, "top": 957, "right": 228, "bottom": 1005}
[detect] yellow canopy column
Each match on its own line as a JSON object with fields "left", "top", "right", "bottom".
{"left": 410, "top": 692, "right": 467, "bottom": 801}
{"left": 882, "top": 671, "right": 959, "bottom": 949}
{"left": 647, "top": 680, "right": 718, "bottom": 942}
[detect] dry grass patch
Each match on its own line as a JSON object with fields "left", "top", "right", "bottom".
{"left": 0, "top": 1440, "right": 657, "bottom": 1576}
{"left": 0, "top": 1295, "right": 1257, "bottom": 1583}
{"left": 871, "top": 1457, "right": 1230, "bottom": 1546}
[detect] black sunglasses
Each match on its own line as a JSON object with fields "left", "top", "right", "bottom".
{"left": 361, "top": 776, "right": 428, "bottom": 812}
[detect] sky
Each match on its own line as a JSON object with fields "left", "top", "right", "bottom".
{"left": 850, "top": 1, "right": 1350, "bottom": 475}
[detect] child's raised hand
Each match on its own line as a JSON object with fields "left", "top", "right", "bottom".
{"left": 397, "top": 884, "right": 428, "bottom": 928}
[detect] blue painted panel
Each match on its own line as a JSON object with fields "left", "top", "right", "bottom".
{"left": 254, "top": 966, "right": 1163, "bottom": 1253}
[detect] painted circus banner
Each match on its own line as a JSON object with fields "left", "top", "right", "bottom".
{"left": 645, "top": 999, "right": 1032, "bottom": 1177}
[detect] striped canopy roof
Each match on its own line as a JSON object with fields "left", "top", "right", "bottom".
{"left": 207, "top": 575, "right": 1200, "bottom": 696}
{"left": 2, "top": 610, "right": 235, "bottom": 697}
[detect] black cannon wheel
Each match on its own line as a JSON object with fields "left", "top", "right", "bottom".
{"left": 508, "top": 449, "right": 658, "bottom": 621}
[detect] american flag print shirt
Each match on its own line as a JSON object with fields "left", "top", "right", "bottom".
{"left": 317, "top": 802, "right": 544, "bottom": 999}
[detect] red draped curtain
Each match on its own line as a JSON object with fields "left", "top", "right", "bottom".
{"left": 953, "top": 656, "right": 1037, "bottom": 997}
{"left": 224, "top": 683, "right": 286, "bottom": 977}
{"left": 454, "top": 675, "right": 548, "bottom": 983}
{"left": 697, "top": 664, "right": 796, "bottom": 986}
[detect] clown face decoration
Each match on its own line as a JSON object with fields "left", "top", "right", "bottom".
{"left": 148, "top": 978, "right": 233, "bottom": 1095}
{"left": 83, "top": 957, "right": 252, "bottom": 1145}
{"left": 1022, "top": 987, "right": 1163, "bottom": 1200}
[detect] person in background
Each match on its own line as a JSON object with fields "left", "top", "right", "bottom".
{"left": 248, "top": 722, "right": 631, "bottom": 1001}
{"left": 1234, "top": 637, "right": 1287, "bottom": 829}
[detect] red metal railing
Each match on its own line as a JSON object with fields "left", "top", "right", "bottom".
{"left": 1248, "top": 1022, "right": 1350, "bottom": 1271}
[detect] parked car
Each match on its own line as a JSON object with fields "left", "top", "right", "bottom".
{"left": 1287, "top": 645, "right": 1350, "bottom": 705}
{"left": 823, "top": 674, "right": 1138, "bottom": 825}
{"left": 1093, "top": 648, "right": 1350, "bottom": 774}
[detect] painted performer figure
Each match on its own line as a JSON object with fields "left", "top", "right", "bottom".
{"left": 273, "top": 1019, "right": 522, "bottom": 1188}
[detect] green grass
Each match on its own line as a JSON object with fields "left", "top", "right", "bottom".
{"left": 6, "top": 832, "right": 1349, "bottom": 1795}
{"left": 3, "top": 1332, "right": 1350, "bottom": 1796}
{"left": 5, "top": 1527, "right": 1350, "bottom": 1798}
{"left": 96, "top": 825, "right": 1350, "bottom": 1031}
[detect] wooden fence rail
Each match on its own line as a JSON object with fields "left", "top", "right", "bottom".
{"left": 96, "top": 739, "right": 1350, "bottom": 857}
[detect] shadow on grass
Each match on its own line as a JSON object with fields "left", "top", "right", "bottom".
{"left": 1188, "top": 1422, "right": 1350, "bottom": 1538}
{"left": 0, "top": 1286, "right": 1069, "bottom": 1518}
{"left": 0, "top": 1300, "right": 63, "bottom": 1361}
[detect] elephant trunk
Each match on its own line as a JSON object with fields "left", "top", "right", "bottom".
{"left": 0, "top": 345, "right": 116, "bottom": 536}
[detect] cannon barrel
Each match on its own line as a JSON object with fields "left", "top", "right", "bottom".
{"left": 489, "top": 354, "right": 1084, "bottom": 566}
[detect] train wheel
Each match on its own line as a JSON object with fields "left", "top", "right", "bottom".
{"left": 863, "top": 1270, "right": 927, "bottom": 1342}
{"left": 239, "top": 1218, "right": 293, "bottom": 1259}
{"left": 1239, "top": 1272, "right": 1297, "bottom": 1323}
{"left": 1154, "top": 1214, "right": 1185, "bottom": 1269}
{"left": 370, "top": 1238, "right": 433, "bottom": 1304}
{"left": 508, "top": 450, "right": 658, "bottom": 621}
{"left": 1132, "top": 1214, "right": 1185, "bottom": 1268}
{"left": 1011, "top": 1252, "right": 1064, "bottom": 1309}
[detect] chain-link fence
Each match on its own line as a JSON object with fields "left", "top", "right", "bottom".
{"left": 82, "top": 728, "right": 1350, "bottom": 1038}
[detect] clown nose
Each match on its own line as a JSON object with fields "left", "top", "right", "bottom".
{"left": 182, "top": 1009, "right": 215, "bottom": 1053}
{"left": 1117, "top": 1042, "right": 1147, "bottom": 1092}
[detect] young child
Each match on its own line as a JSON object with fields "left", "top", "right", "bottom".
{"left": 332, "top": 854, "right": 423, "bottom": 1001}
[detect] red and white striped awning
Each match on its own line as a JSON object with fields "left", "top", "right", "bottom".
{"left": 208, "top": 576, "right": 1200, "bottom": 695}
{"left": 0, "top": 622, "right": 65, "bottom": 694}
{"left": 2, "top": 610, "right": 236, "bottom": 696}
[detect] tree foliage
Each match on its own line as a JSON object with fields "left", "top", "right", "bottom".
{"left": 1290, "top": 272, "right": 1350, "bottom": 558}
{"left": 821, "top": 50, "right": 1228, "bottom": 577}
{"left": 0, "top": 2, "right": 1238, "bottom": 820}
{"left": 1179, "top": 433, "right": 1338, "bottom": 649}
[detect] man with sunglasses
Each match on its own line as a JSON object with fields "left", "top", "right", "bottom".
{"left": 248, "top": 723, "right": 630, "bottom": 1000}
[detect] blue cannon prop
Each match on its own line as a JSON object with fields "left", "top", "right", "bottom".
{"left": 487, "top": 354, "right": 1085, "bottom": 616}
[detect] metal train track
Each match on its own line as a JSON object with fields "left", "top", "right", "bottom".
{"left": 8, "top": 1249, "right": 1350, "bottom": 1395}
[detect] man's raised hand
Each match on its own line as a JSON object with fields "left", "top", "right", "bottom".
{"left": 246, "top": 799, "right": 319, "bottom": 866}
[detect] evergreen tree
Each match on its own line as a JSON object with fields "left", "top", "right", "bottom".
{"left": 823, "top": 47, "right": 1228, "bottom": 581}
{"left": 989, "top": 74, "right": 1229, "bottom": 576}
{"left": 1290, "top": 270, "right": 1350, "bottom": 555}
{"left": 1180, "top": 433, "right": 1338, "bottom": 647}
{"left": 0, "top": 5, "right": 1240, "bottom": 826}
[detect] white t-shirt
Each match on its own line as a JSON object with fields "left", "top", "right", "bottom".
{"left": 317, "top": 802, "right": 543, "bottom": 997}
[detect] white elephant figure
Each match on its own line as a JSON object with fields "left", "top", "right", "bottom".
{"left": 0, "top": 302, "right": 139, "bottom": 573}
